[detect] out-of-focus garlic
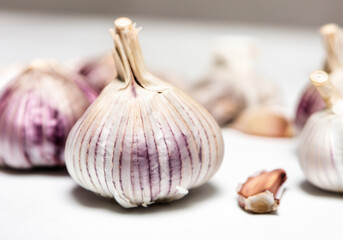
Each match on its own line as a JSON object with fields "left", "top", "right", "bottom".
{"left": 237, "top": 169, "right": 287, "bottom": 213}
{"left": 298, "top": 71, "right": 343, "bottom": 192}
{"left": 295, "top": 24, "right": 343, "bottom": 130}
{"left": 192, "top": 36, "right": 281, "bottom": 127}
{"left": 75, "top": 54, "right": 117, "bottom": 93}
{"left": 0, "top": 60, "right": 97, "bottom": 169}
{"left": 233, "top": 106, "right": 293, "bottom": 137}
{"left": 65, "top": 17, "right": 224, "bottom": 208}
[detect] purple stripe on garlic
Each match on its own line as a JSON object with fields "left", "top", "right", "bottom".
{"left": 0, "top": 60, "right": 98, "bottom": 169}
{"left": 65, "top": 17, "right": 224, "bottom": 208}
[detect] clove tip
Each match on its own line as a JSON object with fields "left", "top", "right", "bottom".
{"left": 310, "top": 70, "right": 329, "bottom": 86}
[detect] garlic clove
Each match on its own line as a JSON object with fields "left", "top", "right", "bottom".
{"left": 0, "top": 60, "right": 98, "bottom": 169}
{"left": 232, "top": 106, "right": 293, "bottom": 138}
{"left": 237, "top": 169, "right": 287, "bottom": 213}
{"left": 65, "top": 18, "right": 224, "bottom": 208}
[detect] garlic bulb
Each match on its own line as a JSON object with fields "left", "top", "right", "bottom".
{"left": 192, "top": 36, "right": 281, "bottom": 127}
{"left": 298, "top": 70, "right": 343, "bottom": 192}
{"left": 0, "top": 60, "right": 97, "bottom": 169}
{"left": 295, "top": 24, "right": 343, "bottom": 130}
{"left": 65, "top": 17, "right": 224, "bottom": 208}
{"left": 76, "top": 54, "right": 117, "bottom": 93}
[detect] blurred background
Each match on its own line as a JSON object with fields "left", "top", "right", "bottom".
{"left": 0, "top": 0, "right": 342, "bottom": 114}
{"left": 1, "top": 0, "right": 342, "bottom": 26}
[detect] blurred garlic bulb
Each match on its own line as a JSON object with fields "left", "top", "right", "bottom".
{"left": 65, "top": 18, "right": 224, "bottom": 208}
{"left": 0, "top": 60, "right": 97, "bottom": 169}
{"left": 295, "top": 24, "right": 343, "bottom": 130}
{"left": 298, "top": 71, "right": 343, "bottom": 192}
{"left": 76, "top": 54, "right": 117, "bottom": 93}
{"left": 192, "top": 36, "right": 281, "bottom": 127}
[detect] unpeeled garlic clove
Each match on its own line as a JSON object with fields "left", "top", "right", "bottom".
{"left": 65, "top": 18, "right": 224, "bottom": 208}
{"left": 232, "top": 106, "right": 293, "bottom": 138}
{"left": 298, "top": 71, "right": 343, "bottom": 192}
{"left": 0, "top": 60, "right": 98, "bottom": 169}
{"left": 237, "top": 169, "right": 287, "bottom": 213}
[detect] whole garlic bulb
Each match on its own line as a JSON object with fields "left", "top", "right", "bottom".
{"left": 0, "top": 60, "right": 97, "bottom": 169}
{"left": 65, "top": 18, "right": 224, "bottom": 208}
{"left": 76, "top": 54, "right": 117, "bottom": 93}
{"left": 192, "top": 36, "right": 281, "bottom": 126}
{"left": 295, "top": 24, "right": 343, "bottom": 130}
{"left": 298, "top": 71, "right": 343, "bottom": 192}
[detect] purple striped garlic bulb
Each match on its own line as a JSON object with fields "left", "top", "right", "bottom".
{"left": 65, "top": 17, "right": 224, "bottom": 208}
{"left": 0, "top": 60, "right": 97, "bottom": 169}
{"left": 298, "top": 71, "right": 343, "bottom": 192}
{"left": 295, "top": 24, "right": 343, "bottom": 130}
{"left": 76, "top": 54, "right": 117, "bottom": 94}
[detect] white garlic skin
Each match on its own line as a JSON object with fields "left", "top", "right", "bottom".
{"left": 298, "top": 109, "right": 343, "bottom": 192}
{"left": 65, "top": 79, "right": 224, "bottom": 208}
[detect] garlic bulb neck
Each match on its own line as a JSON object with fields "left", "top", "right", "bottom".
{"left": 321, "top": 24, "right": 343, "bottom": 73}
{"left": 310, "top": 70, "right": 343, "bottom": 114}
{"left": 111, "top": 17, "right": 166, "bottom": 92}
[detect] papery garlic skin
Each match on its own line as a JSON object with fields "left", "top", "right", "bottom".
{"left": 0, "top": 60, "right": 97, "bottom": 169}
{"left": 65, "top": 18, "right": 224, "bottom": 208}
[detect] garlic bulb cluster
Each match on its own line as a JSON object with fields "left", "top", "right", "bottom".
{"left": 65, "top": 17, "right": 224, "bottom": 208}
{"left": 295, "top": 24, "right": 343, "bottom": 130}
{"left": 192, "top": 36, "right": 282, "bottom": 127}
{"left": 0, "top": 60, "right": 97, "bottom": 169}
{"left": 298, "top": 71, "right": 343, "bottom": 192}
{"left": 76, "top": 54, "right": 117, "bottom": 93}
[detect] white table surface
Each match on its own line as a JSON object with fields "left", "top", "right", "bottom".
{"left": 0, "top": 11, "right": 342, "bottom": 240}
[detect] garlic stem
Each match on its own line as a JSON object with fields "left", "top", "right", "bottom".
{"left": 310, "top": 70, "right": 343, "bottom": 113}
{"left": 111, "top": 17, "right": 166, "bottom": 91}
{"left": 320, "top": 24, "right": 343, "bottom": 72}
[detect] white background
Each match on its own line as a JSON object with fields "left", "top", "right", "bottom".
{"left": 0, "top": 11, "right": 342, "bottom": 240}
